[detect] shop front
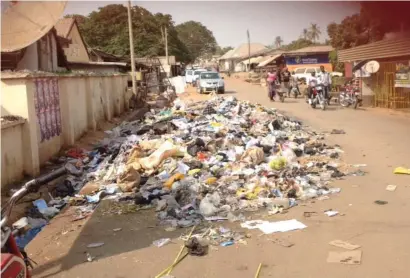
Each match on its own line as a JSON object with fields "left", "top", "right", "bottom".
{"left": 339, "top": 37, "right": 410, "bottom": 109}
{"left": 283, "top": 46, "right": 334, "bottom": 72}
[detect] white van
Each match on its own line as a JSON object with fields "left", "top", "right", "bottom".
{"left": 185, "top": 69, "right": 194, "bottom": 84}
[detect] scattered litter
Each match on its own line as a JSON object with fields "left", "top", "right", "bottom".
{"left": 113, "top": 228, "right": 122, "bottom": 232}
{"left": 374, "top": 200, "right": 388, "bottom": 205}
{"left": 13, "top": 95, "right": 365, "bottom": 254}
{"left": 386, "top": 184, "right": 397, "bottom": 192}
{"left": 272, "top": 238, "right": 294, "bottom": 247}
{"left": 329, "top": 240, "right": 360, "bottom": 250}
{"left": 327, "top": 250, "right": 362, "bottom": 265}
{"left": 393, "top": 167, "right": 410, "bottom": 175}
{"left": 153, "top": 238, "right": 171, "bottom": 248}
{"left": 317, "top": 196, "right": 330, "bottom": 201}
{"left": 324, "top": 210, "right": 339, "bottom": 217}
{"left": 331, "top": 129, "right": 346, "bottom": 134}
{"left": 242, "top": 219, "right": 307, "bottom": 234}
{"left": 185, "top": 237, "right": 209, "bottom": 255}
{"left": 87, "top": 242, "right": 105, "bottom": 248}
{"left": 352, "top": 164, "right": 367, "bottom": 167}
{"left": 303, "top": 211, "right": 318, "bottom": 218}
{"left": 86, "top": 252, "right": 95, "bottom": 262}
{"left": 220, "top": 241, "right": 234, "bottom": 247}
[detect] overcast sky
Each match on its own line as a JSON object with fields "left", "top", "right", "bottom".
{"left": 64, "top": 1, "right": 359, "bottom": 47}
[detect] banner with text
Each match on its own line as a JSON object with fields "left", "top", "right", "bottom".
{"left": 395, "top": 61, "right": 410, "bottom": 88}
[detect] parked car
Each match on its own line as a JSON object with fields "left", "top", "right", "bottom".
{"left": 196, "top": 71, "right": 225, "bottom": 94}
{"left": 293, "top": 67, "right": 343, "bottom": 82}
{"left": 192, "top": 68, "right": 207, "bottom": 86}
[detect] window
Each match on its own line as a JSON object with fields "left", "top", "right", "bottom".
{"left": 200, "top": 72, "right": 220, "bottom": 79}
{"left": 295, "top": 68, "right": 306, "bottom": 74}
{"left": 306, "top": 68, "right": 316, "bottom": 73}
{"left": 186, "top": 70, "right": 193, "bottom": 75}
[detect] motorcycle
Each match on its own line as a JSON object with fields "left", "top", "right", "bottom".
{"left": 1, "top": 163, "right": 81, "bottom": 278}
{"left": 309, "top": 84, "right": 327, "bottom": 110}
{"left": 339, "top": 83, "right": 361, "bottom": 109}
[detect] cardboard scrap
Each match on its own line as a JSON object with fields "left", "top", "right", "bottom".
{"left": 386, "top": 184, "right": 397, "bottom": 192}
{"left": 329, "top": 240, "right": 360, "bottom": 250}
{"left": 327, "top": 250, "right": 362, "bottom": 265}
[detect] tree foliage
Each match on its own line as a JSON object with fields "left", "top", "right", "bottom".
{"left": 309, "top": 23, "right": 321, "bottom": 43}
{"left": 69, "top": 4, "right": 217, "bottom": 63}
{"left": 175, "top": 21, "right": 218, "bottom": 61}
{"left": 327, "top": 2, "right": 410, "bottom": 50}
{"left": 274, "top": 36, "right": 283, "bottom": 48}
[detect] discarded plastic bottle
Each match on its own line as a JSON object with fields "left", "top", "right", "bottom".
{"left": 220, "top": 241, "right": 234, "bottom": 247}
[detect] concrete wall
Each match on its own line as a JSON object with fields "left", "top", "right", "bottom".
{"left": 1, "top": 74, "right": 129, "bottom": 185}
{"left": 1, "top": 120, "right": 25, "bottom": 186}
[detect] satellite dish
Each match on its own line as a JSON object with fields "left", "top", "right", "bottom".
{"left": 1, "top": 1, "right": 67, "bottom": 52}
{"left": 364, "top": 60, "right": 380, "bottom": 74}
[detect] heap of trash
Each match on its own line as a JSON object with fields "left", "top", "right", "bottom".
{"left": 12, "top": 96, "right": 365, "bottom": 247}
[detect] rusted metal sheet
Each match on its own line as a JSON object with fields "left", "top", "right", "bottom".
{"left": 338, "top": 38, "right": 410, "bottom": 62}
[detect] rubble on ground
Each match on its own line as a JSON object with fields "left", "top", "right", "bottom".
{"left": 12, "top": 95, "right": 366, "bottom": 248}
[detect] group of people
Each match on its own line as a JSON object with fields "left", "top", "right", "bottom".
{"left": 307, "top": 66, "right": 332, "bottom": 102}
{"left": 266, "top": 67, "right": 298, "bottom": 101}
{"left": 266, "top": 65, "right": 332, "bottom": 102}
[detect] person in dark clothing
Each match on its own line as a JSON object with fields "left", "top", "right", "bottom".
{"left": 282, "top": 68, "right": 291, "bottom": 96}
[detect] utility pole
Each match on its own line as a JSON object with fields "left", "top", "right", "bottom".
{"left": 247, "top": 29, "right": 251, "bottom": 72}
{"left": 165, "top": 26, "right": 169, "bottom": 65}
{"left": 127, "top": 0, "right": 137, "bottom": 97}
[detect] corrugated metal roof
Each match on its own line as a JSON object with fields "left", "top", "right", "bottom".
{"left": 219, "top": 49, "right": 235, "bottom": 60}
{"left": 338, "top": 37, "right": 410, "bottom": 62}
{"left": 241, "top": 56, "right": 265, "bottom": 65}
{"left": 285, "top": 45, "right": 334, "bottom": 56}
{"left": 224, "top": 43, "right": 267, "bottom": 60}
{"left": 54, "top": 18, "right": 75, "bottom": 38}
{"left": 257, "top": 54, "right": 283, "bottom": 67}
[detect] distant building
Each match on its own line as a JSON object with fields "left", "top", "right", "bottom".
{"left": 283, "top": 45, "right": 334, "bottom": 72}
{"left": 218, "top": 43, "right": 268, "bottom": 72}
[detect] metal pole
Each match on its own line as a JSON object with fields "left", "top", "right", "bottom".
{"left": 127, "top": 0, "right": 137, "bottom": 96}
{"left": 165, "top": 26, "right": 169, "bottom": 65}
{"left": 247, "top": 29, "right": 251, "bottom": 72}
{"left": 165, "top": 26, "right": 170, "bottom": 77}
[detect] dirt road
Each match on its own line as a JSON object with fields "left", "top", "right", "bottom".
{"left": 29, "top": 78, "right": 410, "bottom": 278}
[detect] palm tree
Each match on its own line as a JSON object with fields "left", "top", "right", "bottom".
{"left": 274, "top": 36, "right": 283, "bottom": 48}
{"left": 302, "top": 28, "right": 309, "bottom": 40}
{"left": 309, "top": 23, "right": 321, "bottom": 43}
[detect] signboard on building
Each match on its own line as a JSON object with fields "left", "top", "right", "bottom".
{"left": 395, "top": 61, "right": 410, "bottom": 88}
{"left": 353, "top": 61, "right": 371, "bottom": 78}
{"left": 285, "top": 54, "right": 330, "bottom": 65}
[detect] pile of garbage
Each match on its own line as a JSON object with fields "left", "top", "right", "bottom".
{"left": 12, "top": 96, "right": 364, "bottom": 247}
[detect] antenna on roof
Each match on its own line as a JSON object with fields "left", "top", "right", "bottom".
{"left": 1, "top": 1, "right": 67, "bottom": 52}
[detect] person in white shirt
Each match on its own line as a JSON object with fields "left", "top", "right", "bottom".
{"left": 307, "top": 72, "right": 318, "bottom": 101}
{"left": 318, "top": 65, "right": 332, "bottom": 99}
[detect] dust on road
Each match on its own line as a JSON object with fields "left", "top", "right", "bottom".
{"left": 29, "top": 78, "right": 410, "bottom": 278}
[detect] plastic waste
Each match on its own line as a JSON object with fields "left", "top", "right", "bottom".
{"left": 152, "top": 238, "right": 171, "bottom": 247}
{"left": 220, "top": 241, "right": 234, "bottom": 247}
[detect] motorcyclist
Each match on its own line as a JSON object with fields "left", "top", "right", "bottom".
{"left": 307, "top": 72, "right": 318, "bottom": 103}
{"left": 318, "top": 65, "right": 332, "bottom": 101}
{"left": 290, "top": 71, "right": 300, "bottom": 96}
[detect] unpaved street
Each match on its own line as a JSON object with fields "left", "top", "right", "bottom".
{"left": 29, "top": 78, "right": 410, "bottom": 278}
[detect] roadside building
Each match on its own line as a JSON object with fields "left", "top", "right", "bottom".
{"left": 218, "top": 43, "right": 268, "bottom": 72}
{"left": 1, "top": 27, "right": 68, "bottom": 71}
{"left": 55, "top": 18, "right": 127, "bottom": 73}
{"left": 338, "top": 36, "right": 410, "bottom": 109}
{"left": 284, "top": 45, "right": 334, "bottom": 72}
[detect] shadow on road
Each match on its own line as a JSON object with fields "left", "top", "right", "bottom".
{"left": 30, "top": 200, "right": 192, "bottom": 277}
